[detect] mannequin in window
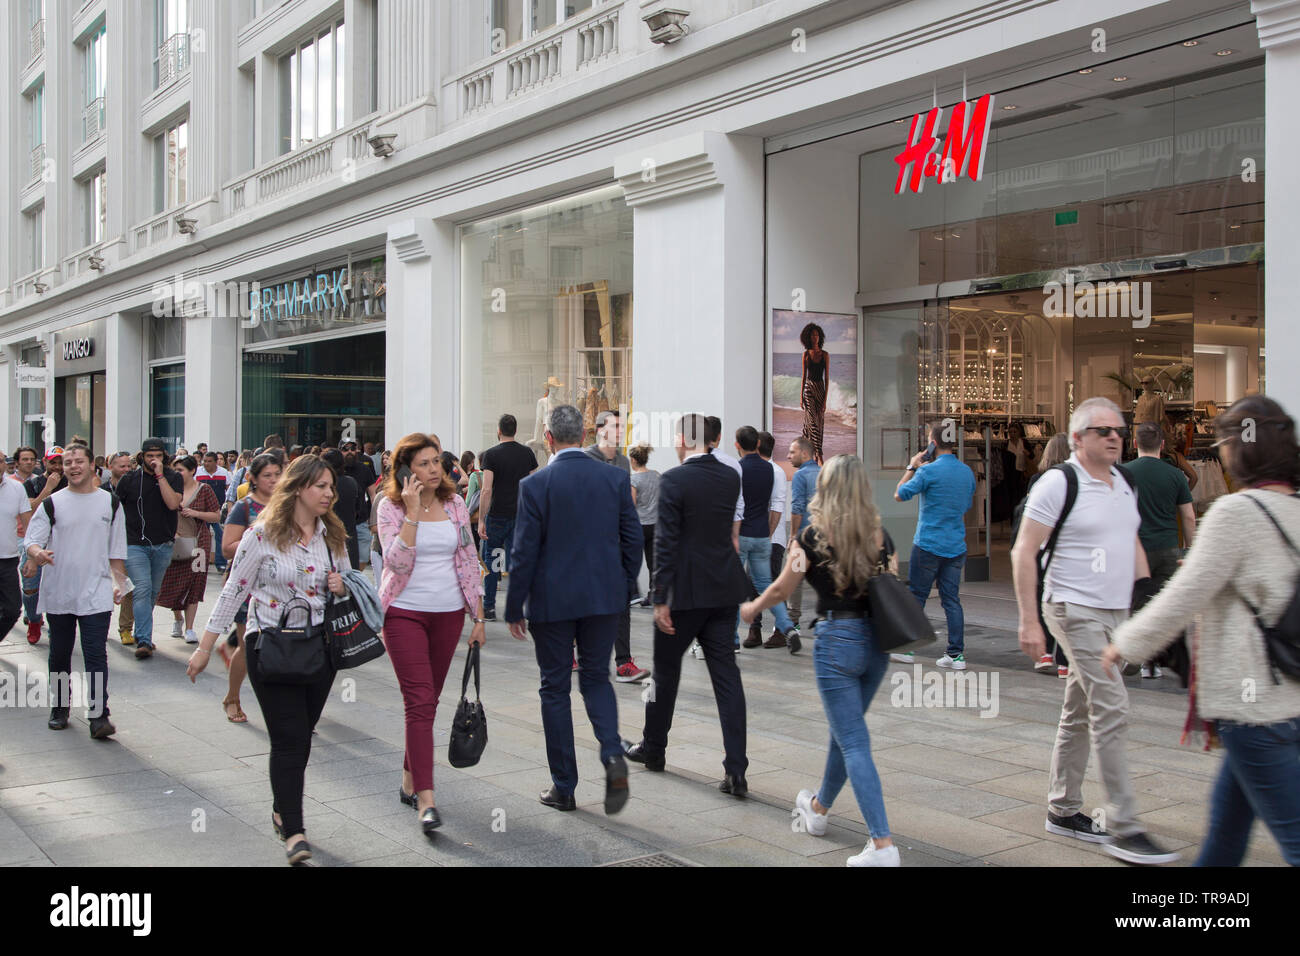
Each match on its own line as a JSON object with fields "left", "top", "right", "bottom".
{"left": 1134, "top": 375, "right": 1165, "bottom": 426}
{"left": 534, "top": 376, "right": 565, "bottom": 442}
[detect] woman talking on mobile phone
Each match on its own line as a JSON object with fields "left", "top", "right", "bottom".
{"left": 377, "top": 433, "right": 485, "bottom": 835}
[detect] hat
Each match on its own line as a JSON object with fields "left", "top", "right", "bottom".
{"left": 45, "top": 446, "right": 64, "bottom": 461}
{"left": 545, "top": 376, "right": 565, "bottom": 389}
{"left": 141, "top": 437, "right": 167, "bottom": 454}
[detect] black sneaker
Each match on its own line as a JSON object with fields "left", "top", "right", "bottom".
{"left": 481, "top": 609, "right": 497, "bottom": 622}
{"left": 88, "top": 715, "right": 117, "bottom": 740}
{"left": 1045, "top": 810, "right": 1108, "bottom": 844}
{"left": 1104, "top": 831, "right": 1180, "bottom": 865}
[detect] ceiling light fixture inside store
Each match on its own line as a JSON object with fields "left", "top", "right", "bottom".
{"left": 1002, "top": 104, "right": 1017, "bottom": 110}
{"left": 1216, "top": 49, "right": 1234, "bottom": 56}
{"left": 1112, "top": 76, "right": 1128, "bottom": 82}
{"left": 1078, "top": 68, "right": 1093, "bottom": 74}
{"left": 1182, "top": 40, "right": 1199, "bottom": 47}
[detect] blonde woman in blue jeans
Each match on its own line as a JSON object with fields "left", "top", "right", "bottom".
{"left": 742, "top": 454, "right": 899, "bottom": 866}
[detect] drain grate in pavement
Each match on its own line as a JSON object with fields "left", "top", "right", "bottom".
{"left": 603, "top": 852, "right": 696, "bottom": 867}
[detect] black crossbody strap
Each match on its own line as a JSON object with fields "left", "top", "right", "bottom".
{"left": 461, "top": 644, "right": 481, "bottom": 701}
{"left": 1245, "top": 494, "right": 1300, "bottom": 561}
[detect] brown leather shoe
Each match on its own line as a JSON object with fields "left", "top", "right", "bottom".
{"left": 742, "top": 624, "right": 763, "bottom": 649}
{"left": 763, "top": 630, "right": 788, "bottom": 649}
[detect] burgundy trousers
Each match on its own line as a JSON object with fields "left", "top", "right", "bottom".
{"left": 384, "top": 606, "right": 464, "bottom": 792}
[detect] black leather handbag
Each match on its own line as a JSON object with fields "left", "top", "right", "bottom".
{"left": 867, "top": 537, "right": 937, "bottom": 654}
{"left": 448, "top": 645, "right": 488, "bottom": 768}
{"left": 255, "top": 597, "right": 329, "bottom": 684}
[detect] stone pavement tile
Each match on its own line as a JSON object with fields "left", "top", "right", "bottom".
{"left": 1135, "top": 802, "right": 1283, "bottom": 865}
{"left": 675, "top": 835, "right": 825, "bottom": 867}
{"left": 223, "top": 796, "right": 335, "bottom": 828}
{"left": 592, "top": 797, "right": 740, "bottom": 850}
{"left": 303, "top": 771, "right": 409, "bottom": 804}
{"left": 970, "top": 741, "right": 1165, "bottom": 779}
{"left": 448, "top": 747, "right": 545, "bottom": 779}
{"left": 902, "top": 784, "right": 1027, "bottom": 818}
{"left": 0, "top": 807, "right": 49, "bottom": 865}
{"left": 5, "top": 786, "right": 206, "bottom": 827}
{"left": 174, "top": 764, "right": 269, "bottom": 792}
{"left": 185, "top": 780, "right": 281, "bottom": 808}
{"left": 341, "top": 850, "right": 441, "bottom": 867}
{"left": 1123, "top": 744, "right": 1223, "bottom": 777}
{"left": 743, "top": 769, "right": 821, "bottom": 806}
{"left": 1131, "top": 770, "right": 1214, "bottom": 804}
{"left": 619, "top": 770, "right": 748, "bottom": 815}
{"left": 978, "top": 768, "right": 1181, "bottom": 816}
{"left": 476, "top": 766, "right": 606, "bottom": 808}
{"left": 644, "top": 742, "right": 781, "bottom": 779}
{"left": 294, "top": 737, "right": 403, "bottom": 765}
{"left": 477, "top": 829, "right": 663, "bottom": 867}
{"left": 743, "top": 741, "right": 843, "bottom": 776}
{"left": 287, "top": 817, "right": 410, "bottom": 866}
{"left": 982, "top": 839, "right": 1123, "bottom": 867}
{"left": 303, "top": 752, "right": 408, "bottom": 783}
{"left": 872, "top": 743, "right": 1029, "bottom": 785}
{"left": 137, "top": 745, "right": 249, "bottom": 776}
{"left": 876, "top": 797, "right": 1037, "bottom": 857}
{"left": 39, "top": 816, "right": 283, "bottom": 867}
{"left": 0, "top": 768, "right": 174, "bottom": 807}
{"left": 693, "top": 802, "right": 863, "bottom": 856}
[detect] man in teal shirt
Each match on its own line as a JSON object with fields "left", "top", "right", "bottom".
{"left": 895, "top": 423, "right": 976, "bottom": 669}
{"left": 786, "top": 437, "right": 820, "bottom": 632}
{"left": 1119, "top": 422, "right": 1196, "bottom": 678}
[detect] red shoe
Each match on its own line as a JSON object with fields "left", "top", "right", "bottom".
{"left": 572, "top": 654, "right": 579, "bottom": 672}
{"left": 26, "top": 620, "right": 41, "bottom": 645}
{"left": 616, "top": 661, "right": 651, "bottom": 683}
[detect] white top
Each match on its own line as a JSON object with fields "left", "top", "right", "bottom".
{"left": 391, "top": 519, "right": 463, "bottom": 612}
{"left": 0, "top": 477, "right": 32, "bottom": 558}
{"left": 769, "top": 459, "right": 789, "bottom": 548}
{"left": 709, "top": 448, "right": 746, "bottom": 522}
{"left": 23, "top": 487, "right": 127, "bottom": 615}
{"left": 1022, "top": 455, "right": 1140, "bottom": 610}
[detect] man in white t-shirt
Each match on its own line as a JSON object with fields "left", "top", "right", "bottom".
{"left": 0, "top": 471, "right": 32, "bottom": 643}
{"left": 1012, "top": 397, "right": 1176, "bottom": 866}
{"left": 23, "top": 443, "right": 129, "bottom": 739}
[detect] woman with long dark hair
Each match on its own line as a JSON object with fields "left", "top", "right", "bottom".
{"left": 377, "top": 433, "right": 485, "bottom": 834}
{"left": 1105, "top": 395, "right": 1300, "bottom": 866}
{"left": 187, "top": 455, "right": 351, "bottom": 865}
{"left": 800, "top": 322, "right": 829, "bottom": 465}
{"left": 741, "top": 454, "right": 899, "bottom": 866}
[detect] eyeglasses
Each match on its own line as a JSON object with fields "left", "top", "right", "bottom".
{"left": 1081, "top": 426, "right": 1129, "bottom": 439}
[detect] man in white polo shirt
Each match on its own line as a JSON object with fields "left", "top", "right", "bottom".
{"left": 1012, "top": 396, "right": 1178, "bottom": 865}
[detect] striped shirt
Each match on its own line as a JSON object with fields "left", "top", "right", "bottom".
{"left": 204, "top": 517, "right": 351, "bottom": 635}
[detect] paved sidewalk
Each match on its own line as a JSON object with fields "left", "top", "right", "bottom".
{"left": 0, "top": 574, "right": 1285, "bottom": 867}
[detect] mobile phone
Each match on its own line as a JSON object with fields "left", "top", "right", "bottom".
{"left": 921, "top": 441, "right": 937, "bottom": 463}
{"left": 396, "top": 466, "right": 413, "bottom": 486}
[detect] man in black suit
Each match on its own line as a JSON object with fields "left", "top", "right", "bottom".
{"left": 625, "top": 413, "right": 753, "bottom": 796}
{"left": 507, "top": 405, "right": 642, "bottom": 815}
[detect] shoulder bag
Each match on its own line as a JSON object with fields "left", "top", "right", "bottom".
{"left": 172, "top": 488, "right": 200, "bottom": 562}
{"left": 866, "top": 533, "right": 937, "bottom": 654}
{"left": 254, "top": 596, "right": 329, "bottom": 684}
{"left": 448, "top": 645, "right": 488, "bottom": 768}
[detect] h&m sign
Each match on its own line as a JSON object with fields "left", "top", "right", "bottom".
{"left": 62, "top": 338, "right": 94, "bottom": 361}
{"left": 894, "top": 93, "right": 995, "bottom": 195}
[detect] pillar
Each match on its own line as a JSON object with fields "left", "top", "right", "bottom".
{"left": 105, "top": 312, "right": 145, "bottom": 454}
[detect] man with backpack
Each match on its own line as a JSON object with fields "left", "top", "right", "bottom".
{"left": 1012, "top": 397, "right": 1177, "bottom": 865}
{"left": 23, "top": 443, "right": 128, "bottom": 738}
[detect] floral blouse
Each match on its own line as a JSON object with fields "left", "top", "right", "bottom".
{"left": 204, "top": 517, "right": 352, "bottom": 635}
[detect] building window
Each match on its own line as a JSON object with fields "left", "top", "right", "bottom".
{"left": 28, "top": 82, "right": 45, "bottom": 181}
{"left": 154, "top": 119, "right": 188, "bottom": 213}
{"left": 20, "top": 344, "right": 47, "bottom": 454}
{"left": 83, "top": 24, "right": 107, "bottom": 142}
{"left": 279, "top": 19, "right": 346, "bottom": 154}
{"left": 154, "top": 0, "right": 190, "bottom": 88}
{"left": 461, "top": 185, "right": 633, "bottom": 451}
{"left": 150, "top": 364, "right": 186, "bottom": 452}
{"left": 84, "top": 169, "right": 107, "bottom": 245}
{"left": 493, "top": 0, "right": 594, "bottom": 50}
{"left": 25, "top": 205, "right": 44, "bottom": 273}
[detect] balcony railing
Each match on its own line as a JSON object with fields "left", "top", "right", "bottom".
{"left": 506, "top": 36, "right": 563, "bottom": 97}
{"left": 156, "top": 32, "right": 191, "bottom": 88}
{"left": 29, "top": 19, "right": 45, "bottom": 62}
{"left": 223, "top": 118, "right": 373, "bottom": 215}
{"left": 463, "top": 68, "right": 493, "bottom": 115}
{"left": 30, "top": 143, "right": 46, "bottom": 182}
{"left": 131, "top": 206, "right": 183, "bottom": 254}
{"left": 577, "top": 8, "right": 619, "bottom": 69}
{"left": 62, "top": 239, "right": 115, "bottom": 281}
{"left": 83, "top": 97, "right": 106, "bottom": 144}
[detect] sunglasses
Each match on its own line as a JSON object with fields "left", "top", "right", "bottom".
{"left": 1081, "top": 426, "right": 1129, "bottom": 439}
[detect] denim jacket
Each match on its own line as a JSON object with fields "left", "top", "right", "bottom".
{"left": 376, "top": 493, "right": 483, "bottom": 615}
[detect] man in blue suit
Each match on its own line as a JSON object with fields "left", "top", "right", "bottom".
{"left": 507, "top": 404, "right": 642, "bottom": 814}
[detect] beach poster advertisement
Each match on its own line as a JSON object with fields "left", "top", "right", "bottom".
{"left": 771, "top": 310, "right": 859, "bottom": 478}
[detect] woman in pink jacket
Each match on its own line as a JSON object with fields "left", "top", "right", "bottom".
{"left": 377, "top": 432, "right": 485, "bottom": 834}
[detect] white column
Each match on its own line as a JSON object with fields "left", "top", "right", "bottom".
{"left": 1254, "top": 0, "right": 1300, "bottom": 414}
{"left": 105, "top": 313, "right": 145, "bottom": 454}
{"left": 182, "top": 313, "right": 239, "bottom": 450}
{"left": 0, "top": 349, "right": 14, "bottom": 454}
{"left": 385, "top": 218, "right": 458, "bottom": 448}
{"left": 615, "top": 131, "right": 765, "bottom": 474}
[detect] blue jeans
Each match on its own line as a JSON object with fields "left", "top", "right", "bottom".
{"left": 907, "top": 544, "right": 965, "bottom": 656}
{"left": 21, "top": 563, "right": 42, "bottom": 625}
{"left": 813, "top": 614, "right": 891, "bottom": 839}
{"left": 739, "top": 535, "right": 792, "bottom": 633}
{"left": 208, "top": 522, "right": 226, "bottom": 570}
{"left": 481, "top": 515, "right": 514, "bottom": 613}
{"left": 125, "top": 543, "right": 175, "bottom": 646}
{"left": 1196, "top": 718, "right": 1300, "bottom": 866}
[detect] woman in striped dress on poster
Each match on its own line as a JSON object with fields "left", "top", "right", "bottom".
{"left": 800, "top": 322, "right": 829, "bottom": 465}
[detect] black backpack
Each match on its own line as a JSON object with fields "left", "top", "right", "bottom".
{"left": 1237, "top": 494, "right": 1300, "bottom": 684}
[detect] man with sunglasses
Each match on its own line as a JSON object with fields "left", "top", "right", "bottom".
{"left": 1012, "top": 397, "right": 1177, "bottom": 865}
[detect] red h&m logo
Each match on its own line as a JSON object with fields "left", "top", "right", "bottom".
{"left": 893, "top": 94, "right": 995, "bottom": 195}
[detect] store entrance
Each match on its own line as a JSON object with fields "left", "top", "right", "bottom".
{"left": 865, "top": 261, "right": 1262, "bottom": 584}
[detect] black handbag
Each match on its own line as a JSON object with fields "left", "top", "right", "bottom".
{"left": 254, "top": 597, "right": 329, "bottom": 684}
{"left": 867, "top": 537, "right": 937, "bottom": 654}
{"left": 324, "top": 558, "right": 386, "bottom": 670}
{"left": 448, "top": 645, "right": 488, "bottom": 768}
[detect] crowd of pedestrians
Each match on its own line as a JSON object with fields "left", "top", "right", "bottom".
{"left": 5, "top": 390, "right": 1298, "bottom": 871}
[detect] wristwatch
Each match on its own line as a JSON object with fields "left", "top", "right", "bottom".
{"left": 470, "top": 617, "right": 485, "bottom": 624}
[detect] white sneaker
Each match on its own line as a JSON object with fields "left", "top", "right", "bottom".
{"left": 889, "top": 652, "right": 914, "bottom": 664}
{"left": 1140, "top": 664, "right": 1162, "bottom": 679}
{"left": 846, "top": 842, "right": 901, "bottom": 867}
{"left": 171, "top": 620, "right": 184, "bottom": 638}
{"left": 792, "top": 789, "right": 828, "bottom": 837}
{"left": 691, "top": 641, "right": 705, "bottom": 660}
{"left": 184, "top": 628, "right": 199, "bottom": 645}
{"left": 937, "top": 654, "right": 967, "bottom": 670}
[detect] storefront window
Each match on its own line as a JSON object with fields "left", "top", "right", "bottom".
{"left": 460, "top": 186, "right": 633, "bottom": 453}
{"left": 19, "top": 344, "right": 46, "bottom": 454}
{"left": 150, "top": 364, "right": 185, "bottom": 452}
{"left": 241, "top": 332, "right": 384, "bottom": 449}
{"left": 245, "top": 254, "right": 385, "bottom": 344}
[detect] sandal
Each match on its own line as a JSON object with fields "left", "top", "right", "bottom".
{"left": 222, "top": 696, "right": 248, "bottom": 723}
